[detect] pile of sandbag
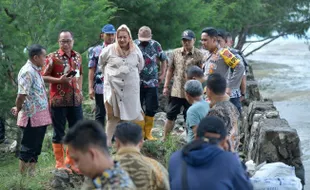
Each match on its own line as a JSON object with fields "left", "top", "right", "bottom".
{"left": 247, "top": 161, "right": 302, "bottom": 190}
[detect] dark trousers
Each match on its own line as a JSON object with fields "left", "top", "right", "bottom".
{"left": 166, "top": 97, "right": 191, "bottom": 121}
{"left": 51, "top": 105, "right": 83, "bottom": 143}
{"left": 140, "top": 87, "right": 159, "bottom": 117}
{"left": 19, "top": 120, "right": 47, "bottom": 163}
{"left": 0, "top": 118, "right": 5, "bottom": 141}
{"left": 95, "top": 93, "right": 106, "bottom": 128}
{"left": 230, "top": 97, "right": 242, "bottom": 114}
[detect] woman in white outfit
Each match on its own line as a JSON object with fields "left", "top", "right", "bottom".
{"left": 99, "top": 24, "right": 145, "bottom": 147}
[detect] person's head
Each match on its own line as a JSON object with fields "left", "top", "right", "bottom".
{"left": 181, "top": 30, "right": 196, "bottom": 51}
{"left": 206, "top": 73, "right": 226, "bottom": 98}
{"left": 182, "top": 116, "right": 229, "bottom": 155}
{"left": 116, "top": 24, "right": 132, "bottom": 49}
{"left": 138, "top": 26, "right": 152, "bottom": 46}
{"left": 63, "top": 120, "right": 110, "bottom": 178}
{"left": 201, "top": 27, "right": 218, "bottom": 51}
{"left": 217, "top": 29, "right": 227, "bottom": 48}
{"left": 114, "top": 122, "right": 143, "bottom": 150}
{"left": 184, "top": 80, "right": 203, "bottom": 104}
{"left": 186, "top": 66, "right": 204, "bottom": 81}
{"left": 196, "top": 116, "right": 229, "bottom": 149}
{"left": 58, "top": 30, "right": 74, "bottom": 53}
{"left": 225, "top": 32, "right": 234, "bottom": 48}
{"left": 28, "top": 44, "right": 46, "bottom": 67}
{"left": 100, "top": 24, "right": 116, "bottom": 45}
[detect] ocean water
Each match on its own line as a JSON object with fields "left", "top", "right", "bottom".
{"left": 245, "top": 38, "right": 310, "bottom": 189}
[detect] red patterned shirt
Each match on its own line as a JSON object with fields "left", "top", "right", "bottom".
{"left": 42, "top": 49, "right": 83, "bottom": 107}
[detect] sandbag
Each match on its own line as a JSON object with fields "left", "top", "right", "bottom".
{"left": 251, "top": 162, "right": 302, "bottom": 190}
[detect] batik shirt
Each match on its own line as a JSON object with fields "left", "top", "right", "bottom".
{"left": 88, "top": 43, "right": 107, "bottom": 94}
{"left": 17, "top": 60, "right": 52, "bottom": 127}
{"left": 42, "top": 49, "right": 83, "bottom": 107}
{"left": 134, "top": 39, "right": 168, "bottom": 88}
{"left": 92, "top": 161, "right": 136, "bottom": 190}
{"left": 169, "top": 47, "right": 203, "bottom": 98}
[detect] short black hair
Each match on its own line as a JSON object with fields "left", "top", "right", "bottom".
{"left": 58, "top": 30, "right": 74, "bottom": 39}
{"left": 207, "top": 73, "right": 226, "bottom": 95}
{"left": 201, "top": 27, "right": 218, "bottom": 37}
{"left": 28, "top": 44, "right": 45, "bottom": 59}
{"left": 114, "top": 122, "right": 143, "bottom": 145}
{"left": 217, "top": 29, "right": 227, "bottom": 39}
{"left": 63, "top": 120, "right": 108, "bottom": 153}
{"left": 186, "top": 66, "right": 204, "bottom": 79}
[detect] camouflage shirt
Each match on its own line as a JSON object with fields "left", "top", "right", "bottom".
{"left": 115, "top": 147, "right": 170, "bottom": 190}
{"left": 207, "top": 99, "right": 240, "bottom": 151}
{"left": 92, "top": 161, "right": 136, "bottom": 190}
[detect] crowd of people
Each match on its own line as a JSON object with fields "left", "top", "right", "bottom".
{"left": 10, "top": 23, "right": 253, "bottom": 189}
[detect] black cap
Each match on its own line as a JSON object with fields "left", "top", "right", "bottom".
{"left": 196, "top": 116, "right": 227, "bottom": 141}
{"left": 217, "top": 29, "right": 227, "bottom": 38}
{"left": 182, "top": 30, "right": 195, "bottom": 40}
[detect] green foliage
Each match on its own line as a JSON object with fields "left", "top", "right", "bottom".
{"left": 0, "top": 0, "right": 116, "bottom": 119}
{"left": 142, "top": 136, "right": 184, "bottom": 167}
{"left": 110, "top": 0, "right": 209, "bottom": 49}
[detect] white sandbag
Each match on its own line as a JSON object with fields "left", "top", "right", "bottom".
{"left": 250, "top": 177, "right": 302, "bottom": 190}
{"left": 253, "top": 162, "right": 295, "bottom": 178}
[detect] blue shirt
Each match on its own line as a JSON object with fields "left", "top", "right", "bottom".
{"left": 186, "top": 99, "right": 210, "bottom": 142}
{"left": 88, "top": 43, "right": 107, "bottom": 94}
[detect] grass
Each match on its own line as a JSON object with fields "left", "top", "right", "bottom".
{"left": 0, "top": 130, "right": 55, "bottom": 190}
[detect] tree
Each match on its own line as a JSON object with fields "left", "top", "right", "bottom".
{"left": 110, "top": 0, "right": 209, "bottom": 49}
{"left": 0, "top": 0, "right": 116, "bottom": 119}
{"left": 202, "top": 0, "right": 310, "bottom": 56}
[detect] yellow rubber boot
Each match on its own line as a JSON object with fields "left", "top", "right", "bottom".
{"left": 145, "top": 116, "right": 157, "bottom": 141}
{"left": 133, "top": 120, "right": 145, "bottom": 138}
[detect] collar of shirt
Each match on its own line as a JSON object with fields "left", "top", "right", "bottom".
{"left": 181, "top": 46, "right": 194, "bottom": 55}
{"left": 27, "top": 60, "right": 42, "bottom": 71}
{"left": 58, "top": 49, "right": 76, "bottom": 57}
{"left": 116, "top": 146, "right": 141, "bottom": 156}
{"left": 92, "top": 161, "right": 121, "bottom": 188}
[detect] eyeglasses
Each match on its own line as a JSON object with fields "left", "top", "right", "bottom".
{"left": 200, "top": 39, "right": 207, "bottom": 42}
{"left": 59, "top": 40, "right": 73, "bottom": 44}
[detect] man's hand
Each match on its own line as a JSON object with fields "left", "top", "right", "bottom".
{"left": 89, "top": 88, "right": 95, "bottom": 100}
{"left": 11, "top": 107, "right": 19, "bottom": 117}
{"left": 240, "top": 95, "right": 245, "bottom": 102}
{"left": 225, "top": 88, "right": 231, "bottom": 96}
{"left": 59, "top": 74, "right": 72, "bottom": 84}
{"left": 158, "top": 74, "right": 165, "bottom": 84}
{"left": 163, "top": 87, "right": 169, "bottom": 96}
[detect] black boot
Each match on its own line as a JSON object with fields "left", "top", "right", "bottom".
{"left": 0, "top": 118, "right": 5, "bottom": 144}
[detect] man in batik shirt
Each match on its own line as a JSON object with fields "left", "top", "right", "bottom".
{"left": 63, "top": 120, "right": 135, "bottom": 190}
{"left": 11, "top": 44, "right": 52, "bottom": 175}
{"left": 42, "top": 30, "right": 83, "bottom": 173}
{"left": 134, "top": 26, "right": 168, "bottom": 140}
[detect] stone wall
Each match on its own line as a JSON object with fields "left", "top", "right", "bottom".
{"left": 241, "top": 66, "right": 305, "bottom": 185}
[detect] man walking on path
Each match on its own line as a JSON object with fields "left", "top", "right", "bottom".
{"left": 88, "top": 24, "right": 116, "bottom": 127}
{"left": 42, "top": 30, "right": 83, "bottom": 173}
{"left": 134, "top": 26, "right": 168, "bottom": 140}
{"left": 162, "top": 30, "right": 204, "bottom": 140}
{"left": 11, "top": 44, "right": 51, "bottom": 175}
